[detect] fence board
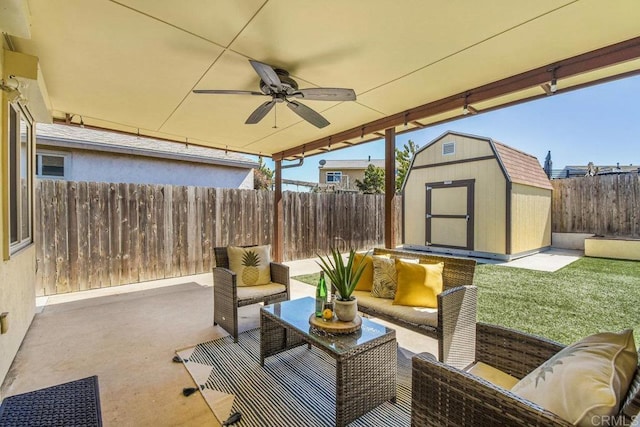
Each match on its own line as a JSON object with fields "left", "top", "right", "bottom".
{"left": 163, "top": 185, "right": 173, "bottom": 277}
{"left": 119, "top": 183, "right": 131, "bottom": 285}
{"left": 42, "top": 181, "right": 56, "bottom": 295}
{"left": 156, "top": 185, "right": 165, "bottom": 278}
{"left": 66, "top": 182, "right": 79, "bottom": 292}
{"left": 34, "top": 182, "right": 44, "bottom": 296}
{"left": 54, "top": 181, "right": 70, "bottom": 294}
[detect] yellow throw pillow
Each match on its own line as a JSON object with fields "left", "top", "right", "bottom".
{"left": 393, "top": 260, "right": 443, "bottom": 308}
{"left": 227, "top": 245, "right": 272, "bottom": 287}
{"left": 352, "top": 253, "right": 374, "bottom": 292}
{"left": 511, "top": 329, "right": 637, "bottom": 426}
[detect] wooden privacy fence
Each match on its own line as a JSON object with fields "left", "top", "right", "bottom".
{"left": 551, "top": 174, "right": 640, "bottom": 237}
{"left": 283, "top": 191, "right": 403, "bottom": 260}
{"left": 35, "top": 180, "right": 403, "bottom": 296}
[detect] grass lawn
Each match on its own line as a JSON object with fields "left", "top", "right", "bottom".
{"left": 293, "top": 257, "right": 640, "bottom": 345}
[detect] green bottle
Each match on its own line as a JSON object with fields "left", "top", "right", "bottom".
{"left": 315, "top": 271, "right": 327, "bottom": 317}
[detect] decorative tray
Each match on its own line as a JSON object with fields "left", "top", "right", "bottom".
{"left": 308, "top": 314, "right": 362, "bottom": 334}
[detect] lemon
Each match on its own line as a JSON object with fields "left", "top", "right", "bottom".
{"left": 322, "top": 308, "right": 333, "bottom": 320}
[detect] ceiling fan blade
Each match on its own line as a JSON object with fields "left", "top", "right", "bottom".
{"left": 245, "top": 100, "right": 276, "bottom": 124}
{"left": 249, "top": 60, "right": 283, "bottom": 93}
{"left": 291, "top": 88, "right": 356, "bottom": 101}
{"left": 286, "top": 100, "right": 330, "bottom": 128}
{"left": 193, "top": 89, "right": 267, "bottom": 96}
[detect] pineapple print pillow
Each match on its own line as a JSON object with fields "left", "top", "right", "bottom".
{"left": 227, "top": 245, "right": 272, "bottom": 287}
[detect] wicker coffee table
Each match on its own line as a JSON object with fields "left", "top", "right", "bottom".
{"left": 260, "top": 297, "right": 397, "bottom": 427}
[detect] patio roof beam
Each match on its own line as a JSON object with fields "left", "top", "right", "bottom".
{"left": 274, "top": 160, "right": 283, "bottom": 262}
{"left": 272, "top": 36, "right": 640, "bottom": 161}
{"left": 51, "top": 118, "right": 253, "bottom": 158}
{"left": 385, "top": 128, "right": 396, "bottom": 249}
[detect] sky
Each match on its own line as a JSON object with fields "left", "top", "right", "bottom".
{"left": 265, "top": 74, "right": 640, "bottom": 189}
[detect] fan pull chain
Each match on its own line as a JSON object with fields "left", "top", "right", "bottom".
{"left": 273, "top": 104, "right": 278, "bottom": 128}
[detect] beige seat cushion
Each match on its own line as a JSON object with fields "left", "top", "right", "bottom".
{"left": 354, "top": 290, "right": 437, "bottom": 327}
{"left": 466, "top": 362, "right": 519, "bottom": 390}
{"left": 511, "top": 329, "right": 637, "bottom": 426}
{"left": 237, "top": 283, "right": 286, "bottom": 301}
{"left": 227, "top": 245, "right": 271, "bottom": 286}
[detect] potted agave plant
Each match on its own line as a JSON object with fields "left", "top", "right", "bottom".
{"left": 317, "top": 248, "right": 368, "bottom": 322}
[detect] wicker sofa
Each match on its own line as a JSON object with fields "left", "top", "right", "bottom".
{"left": 354, "top": 247, "right": 477, "bottom": 369}
{"left": 213, "top": 246, "right": 290, "bottom": 342}
{"left": 412, "top": 322, "right": 640, "bottom": 426}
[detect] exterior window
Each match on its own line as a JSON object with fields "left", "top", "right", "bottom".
{"left": 36, "top": 152, "right": 66, "bottom": 178}
{"left": 326, "top": 171, "right": 342, "bottom": 183}
{"left": 442, "top": 142, "right": 455, "bottom": 156}
{"left": 8, "top": 103, "right": 33, "bottom": 254}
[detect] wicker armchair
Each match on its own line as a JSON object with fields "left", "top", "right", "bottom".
{"left": 213, "top": 246, "right": 290, "bottom": 342}
{"left": 412, "top": 322, "right": 640, "bottom": 426}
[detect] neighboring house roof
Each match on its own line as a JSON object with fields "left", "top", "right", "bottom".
{"left": 561, "top": 164, "right": 640, "bottom": 176}
{"left": 493, "top": 141, "right": 553, "bottom": 190}
{"left": 36, "top": 124, "right": 258, "bottom": 169}
{"left": 318, "top": 159, "right": 386, "bottom": 169}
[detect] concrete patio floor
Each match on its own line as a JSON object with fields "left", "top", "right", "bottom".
{"left": 478, "top": 248, "right": 584, "bottom": 272}
{"left": 0, "top": 257, "right": 438, "bottom": 427}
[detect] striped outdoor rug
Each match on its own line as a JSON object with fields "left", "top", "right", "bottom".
{"left": 176, "top": 328, "right": 412, "bottom": 426}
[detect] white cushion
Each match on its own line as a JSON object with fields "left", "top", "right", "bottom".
{"left": 354, "top": 290, "right": 437, "bottom": 327}
{"left": 237, "top": 283, "right": 286, "bottom": 301}
{"left": 511, "top": 329, "right": 637, "bottom": 426}
{"left": 466, "top": 362, "right": 519, "bottom": 390}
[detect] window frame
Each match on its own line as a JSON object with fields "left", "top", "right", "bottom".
{"left": 6, "top": 101, "right": 34, "bottom": 256}
{"left": 36, "top": 150, "right": 67, "bottom": 179}
{"left": 326, "top": 171, "right": 343, "bottom": 183}
{"left": 442, "top": 141, "right": 456, "bottom": 156}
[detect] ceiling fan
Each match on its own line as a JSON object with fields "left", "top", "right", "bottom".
{"left": 193, "top": 60, "right": 356, "bottom": 129}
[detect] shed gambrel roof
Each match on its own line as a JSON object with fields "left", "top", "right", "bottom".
{"left": 493, "top": 141, "right": 553, "bottom": 190}
{"left": 410, "top": 131, "right": 552, "bottom": 191}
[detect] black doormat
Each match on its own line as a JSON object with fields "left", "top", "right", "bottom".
{"left": 0, "top": 376, "right": 102, "bottom": 427}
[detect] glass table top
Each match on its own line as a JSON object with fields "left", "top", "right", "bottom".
{"left": 261, "top": 297, "right": 395, "bottom": 355}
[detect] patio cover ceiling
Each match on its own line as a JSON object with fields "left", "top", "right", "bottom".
{"left": 7, "top": 1, "right": 640, "bottom": 161}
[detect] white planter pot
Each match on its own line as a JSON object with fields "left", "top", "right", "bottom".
{"left": 334, "top": 298, "right": 358, "bottom": 322}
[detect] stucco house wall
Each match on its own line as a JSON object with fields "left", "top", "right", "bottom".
{"left": 0, "top": 48, "right": 37, "bottom": 397}
{"left": 45, "top": 148, "right": 254, "bottom": 188}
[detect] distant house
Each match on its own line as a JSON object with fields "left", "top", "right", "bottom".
{"left": 35, "top": 124, "right": 258, "bottom": 188}
{"left": 556, "top": 163, "right": 640, "bottom": 178}
{"left": 317, "top": 158, "right": 385, "bottom": 191}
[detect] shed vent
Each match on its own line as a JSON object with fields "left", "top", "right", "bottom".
{"left": 442, "top": 141, "right": 455, "bottom": 156}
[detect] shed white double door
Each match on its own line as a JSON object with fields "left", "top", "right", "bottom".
{"left": 425, "top": 180, "right": 475, "bottom": 250}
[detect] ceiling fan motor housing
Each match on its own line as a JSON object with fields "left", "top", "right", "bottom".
{"left": 260, "top": 68, "right": 299, "bottom": 94}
